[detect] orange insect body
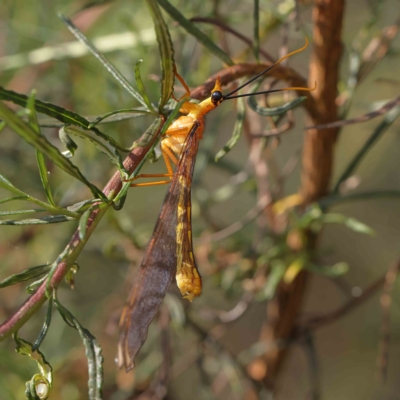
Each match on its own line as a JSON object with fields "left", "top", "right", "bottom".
{"left": 162, "top": 79, "right": 224, "bottom": 300}
{"left": 159, "top": 77, "right": 223, "bottom": 177}
{"left": 130, "top": 78, "right": 224, "bottom": 302}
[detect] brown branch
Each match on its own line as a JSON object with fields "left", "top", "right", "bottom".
{"left": 0, "top": 125, "right": 163, "bottom": 340}
{"left": 297, "top": 270, "right": 390, "bottom": 333}
{"left": 190, "top": 62, "right": 317, "bottom": 118}
{"left": 377, "top": 260, "right": 400, "bottom": 382}
{"left": 248, "top": 0, "right": 346, "bottom": 389}
{"left": 306, "top": 95, "right": 400, "bottom": 130}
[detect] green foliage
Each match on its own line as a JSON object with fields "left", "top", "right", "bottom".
{"left": 13, "top": 333, "right": 53, "bottom": 400}
{"left": 1, "top": 0, "right": 400, "bottom": 399}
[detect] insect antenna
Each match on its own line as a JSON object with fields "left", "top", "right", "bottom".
{"left": 223, "top": 37, "right": 314, "bottom": 100}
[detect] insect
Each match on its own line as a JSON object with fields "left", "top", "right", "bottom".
{"left": 118, "top": 38, "right": 314, "bottom": 370}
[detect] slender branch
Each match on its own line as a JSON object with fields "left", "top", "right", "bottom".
{"left": 190, "top": 62, "right": 316, "bottom": 118}
{"left": 377, "top": 260, "right": 400, "bottom": 382}
{"left": 251, "top": 0, "right": 346, "bottom": 389}
{"left": 0, "top": 126, "right": 163, "bottom": 340}
{"left": 306, "top": 95, "right": 400, "bottom": 130}
{"left": 190, "top": 16, "right": 275, "bottom": 62}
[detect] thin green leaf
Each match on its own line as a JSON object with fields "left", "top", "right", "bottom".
{"left": 306, "top": 262, "right": 349, "bottom": 277}
{"left": 67, "top": 198, "right": 100, "bottom": 213}
{"left": 59, "top": 128, "right": 78, "bottom": 157}
{"left": 0, "top": 86, "right": 128, "bottom": 152}
{"left": 319, "top": 190, "right": 400, "bottom": 208}
{"left": 319, "top": 213, "right": 375, "bottom": 235}
{"left": 131, "top": 96, "right": 186, "bottom": 149}
{"left": 135, "top": 59, "right": 157, "bottom": 113}
{"left": 0, "top": 86, "right": 96, "bottom": 128}
{"left": 253, "top": 0, "right": 260, "bottom": 62}
{"left": 32, "top": 299, "right": 53, "bottom": 351}
{"left": 26, "top": 276, "right": 47, "bottom": 294}
{"left": 257, "top": 259, "right": 285, "bottom": 300}
{"left": 0, "top": 173, "right": 28, "bottom": 195}
{"left": 65, "top": 263, "right": 79, "bottom": 289}
{"left": 0, "top": 102, "right": 106, "bottom": 200}
{"left": 0, "top": 173, "right": 79, "bottom": 218}
{"left": 36, "top": 151, "right": 56, "bottom": 206}
{"left": 343, "top": 217, "right": 375, "bottom": 235}
{"left": 215, "top": 94, "right": 245, "bottom": 161}
{"left": 87, "top": 108, "right": 152, "bottom": 129}
{"left": 54, "top": 298, "right": 103, "bottom": 400}
{"left": 156, "top": 0, "right": 234, "bottom": 66}
{"left": 0, "top": 215, "right": 75, "bottom": 225}
{"left": 333, "top": 106, "right": 400, "bottom": 193}
{"left": 248, "top": 95, "right": 307, "bottom": 116}
{"left": 0, "top": 209, "right": 47, "bottom": 216}
{"left": 13, "top": 333, "right": 53, "bottom": 399}
{"left": 145, "top": 0, "right": 175, "bottom": 109}
{"left": 62, "top": 126, "right": 124, "bottom": 171}
{"left": 0, "top": 264, "right": 50, "bottom": 288}
{"left": 59, "top": 14, "right": 147, "bottom": 109}
{"left": 26, "top": 90, "right": 40, "bottom": 133}
{"left": 0, "top": 120, "right": 5, "bottom": 132}
{"left": 0, "top": 195, "right": 29, "bottom": 204}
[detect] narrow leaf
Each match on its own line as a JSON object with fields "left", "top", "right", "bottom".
{"left": 13, "top": 333, "right": 53, "bottom": 398}
{"left": 0, "top": 173, "right": 79, "bottom": 218}
{"left": 0, "top": 264, "right": 50, "bottom": 288}
{"left": 87, "top": 108, "right": 151, "bottom": 129}
{"left": 344, "top": 217, "right": 375, "bottom": 235}
{"left": 32, "top": 299, "right": 53, "bottom": 351}
{"left": 0, "top": 173, "right": 25, "bottom": 195}
{"left": 0, "top": 86, "right": 128, "bottom": 152}
{"left": 79, "top": 207, "right": 93, "bottom": 240}
{"left": 0, "top": 86, "right": 96, "bottom": 128}
{"left": 0, "top": 209, "right": 47, "bottom": 216}
{"left": 62, "top": 125, "right": 124, "bottom": 171}
{"left": 319, "top": 213, "right": 375, "bottom": 235}
{"left": 156, "top": 0, "right": 234, "bottom": 66}
{"left": 36, "top": 150, "right": 56, "bottom": 206}
{"left": 26, "top": 90, "right": 40, "bottom": 133}
{"left": 54, "top": 299, "right": 103, "bottom": 400}
{"left": 59, "top": 128, "right": 78, "bottom": 157}
{"left": 59, "top": 14, "right": 147, "bottom": 109}
{"left": 215, "top": 95, "right": 245, "bottom": 161}
{"left": 145, "top": 0, "right": 175, "bottom": 109}
{"left": 248, "top": 95, "right": 307, "bottom": 116}
{"left": 0, "top": 215, "right": 75, "bottom": 225}
{"left": 258, "top": 260, "right": 285, "bottom": 300}
{"left": 307, "top": 262, "right": 349, "bottom": 277}
{"left": 333, "top": 106, "right": 400, "bottom": 193}
{"left": 135, "top": 59, "right": 157, "bottom": 113}
{"left": 0, "top": 101, "right": 106, "bottom": 199}
{"left": 0, "top": 196, "right": 29, "bottom": 205}
{"left": 67, "top": 198, "right": 99, "bottom": 213}
{"left": 26, "top": 276, "right": 47, "bottom": 294}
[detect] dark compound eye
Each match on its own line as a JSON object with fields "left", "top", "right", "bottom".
{"left": 211, "top": 91, "right": 223, "bottom": 105}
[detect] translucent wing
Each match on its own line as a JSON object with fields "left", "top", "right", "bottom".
{"left": 118, "top": 122, "right": 201, "bottom": 371}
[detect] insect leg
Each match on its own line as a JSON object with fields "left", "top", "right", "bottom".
{"left": 128, "top": 125, "right": 192, "bottom": 187}
{"left": 172, "top": 64, "right": 191, "bottom": 101}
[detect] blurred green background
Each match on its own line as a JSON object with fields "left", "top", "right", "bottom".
{"left": 1, "top": 0, "right": 400, "bottom": 399}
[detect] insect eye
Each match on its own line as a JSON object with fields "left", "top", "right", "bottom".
{"left": 211, "top": 91, "right": 223, "bottom": 105}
